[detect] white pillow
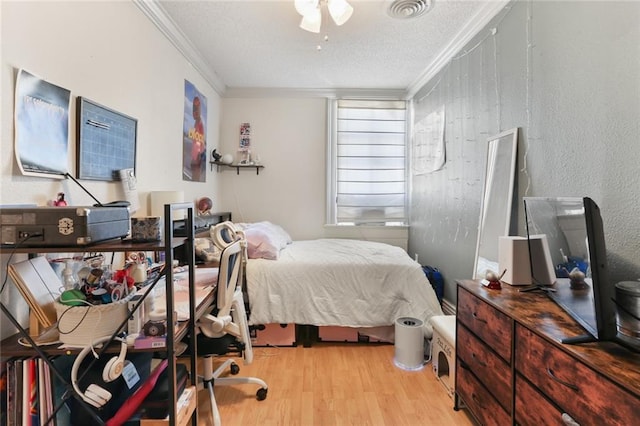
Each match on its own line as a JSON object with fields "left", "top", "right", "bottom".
{"left": 242, "top": 221, "right": 292, "bottom": 260}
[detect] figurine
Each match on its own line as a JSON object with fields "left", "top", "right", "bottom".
{"left": 53, "top": 192, "right": 67, "bottom": 206}
{"left": 569, "top": 267, "right": 587, "bottom": 290}
{"left": 211, "top": 149, "right": 222, "bottom": 162}
{"left": 484, "top": 269, "right": 506, "bottom": 290}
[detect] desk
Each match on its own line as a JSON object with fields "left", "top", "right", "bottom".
{"left": 0, "top": 268, "right": 219, "bottom": 355}
{"left": 152, "top": 268, "right": 218, "bottom": 321}
{"left": 0, "top": 202, "right": 200, "bottom": 425}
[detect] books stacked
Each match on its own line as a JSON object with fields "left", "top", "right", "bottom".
{"left": 2, "top": 357, "right": 66, "bottom": 426}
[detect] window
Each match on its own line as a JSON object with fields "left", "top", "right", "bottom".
{"left": 328, "top": 99, "right": 408, "bottom": 225}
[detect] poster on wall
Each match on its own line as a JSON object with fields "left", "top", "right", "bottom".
{"left": 412, "top": 105, "right": 445, "bottom": 175}
{"left": 182, "top": 80, "right": 207, "bottom": 182}
{"left": 14, "top": 69, "right": 71, "bottom": 178}
{"left": 239, "top": 122, "right": 251, "bottom": 163}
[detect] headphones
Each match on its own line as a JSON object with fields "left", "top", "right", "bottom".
{"left": 71, "top": 335, "right": 128, "bottom": 408}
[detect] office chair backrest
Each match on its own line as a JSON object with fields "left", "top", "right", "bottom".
{"left": 210, "top": 221, "right": 240, "bottom": 248}
{"left": 216, "top": 239, "right": 242, "bottom": 314}
{"left": 200, "top": 221, "right": 254, "bottom": 364}
{"left": 210, "top": 221, "right": 244, "bottom": 314}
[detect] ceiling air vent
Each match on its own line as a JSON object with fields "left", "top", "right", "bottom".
{"left": 387, "top": 0, "right": 433, "bottom": 20}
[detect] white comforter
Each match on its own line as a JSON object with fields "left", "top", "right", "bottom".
{"left": 245, "top": 239, "right": 444, "bottom": 338}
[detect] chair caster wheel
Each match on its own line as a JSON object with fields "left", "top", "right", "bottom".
{"left": 230, "top": 362, "right": 240, "bottom": 375}
{"left": 256, "top": 388, "right": 268, "bottom": 401}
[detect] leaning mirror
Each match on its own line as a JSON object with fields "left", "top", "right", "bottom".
{"left": 473, "top": 128, "right": 519, "bottom": 279}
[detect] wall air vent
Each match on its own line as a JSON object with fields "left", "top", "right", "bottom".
{"left": 387, "top": 0, "right": 433, "bottom": 20}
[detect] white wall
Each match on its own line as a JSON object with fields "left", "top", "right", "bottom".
{"left": 218, "top": 97, "right": 327, "bottom": 240}
{"left": 1, "top": 1, "right": 222, "bottom": 213}
{"left": 1, "top": 1, "right": 221, "bottom": 337}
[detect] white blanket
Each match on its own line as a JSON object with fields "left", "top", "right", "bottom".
{"left": 246, "top": 239, "right": 444, "bottom": 338}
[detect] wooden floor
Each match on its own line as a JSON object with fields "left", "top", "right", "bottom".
{"left": 188, "top": 343, "right": 474, "bottom": 426}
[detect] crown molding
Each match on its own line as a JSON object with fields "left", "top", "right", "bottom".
{"left": 222, "top": 87, "right": 408, "bottom": 100}
{"left": 133, "top": 0, "right": 227, "bottom": 96}
{"left": 406, "top": 0, "right": 512, "bottom": 99}
{"left": 136, "top": 0, "right": 509, "bottom": 101}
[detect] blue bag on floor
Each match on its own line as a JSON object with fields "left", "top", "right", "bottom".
{"left": 422, "top": 265, "right": 444, "bottom": 305}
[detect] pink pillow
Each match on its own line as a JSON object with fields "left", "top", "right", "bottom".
{"left": 242, "top": 222, "right": 292, "bottom": 260}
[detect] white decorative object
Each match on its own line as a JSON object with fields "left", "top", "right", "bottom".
{"left": 220, "top": 154, "right": 233, "bottom": 164}
{"left": 499, "top": 236, "right": 532, "bottom": 285}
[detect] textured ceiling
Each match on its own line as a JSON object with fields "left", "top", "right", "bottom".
{"left": 155, "top": 0, "right": 497, "bottom": 94}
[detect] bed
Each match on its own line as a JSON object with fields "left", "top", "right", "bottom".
{"left": 231, "top": 222, "right": 444, "bottom": 345}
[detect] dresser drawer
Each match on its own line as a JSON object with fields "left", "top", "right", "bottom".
{"left": 457, "top": 286, "right": 512, "bottom": 362}
{"left": 515, "top": 325, "right": 639, "bottom": 425}
{"left": 456, "top": 359, "right": 511, "bottom": 426}
{"left": 515, "top": 374, "right": 567, "bottom": 426}
{"left": 457, "top": 323, "right": 512, "bottom": 414}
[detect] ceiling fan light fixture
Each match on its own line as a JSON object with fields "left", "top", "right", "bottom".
{"left": 295, "top": 0, "right": 319, "bottom": 16}
{"left": 327, "top": 0, "right": 354, "bottom": 26}
{"left": 300, "top": 7, "right": 322, "bottom": 33}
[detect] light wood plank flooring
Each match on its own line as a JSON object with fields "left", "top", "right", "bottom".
{"left": 188, "top": 343, "right": 473, "bottom": 425}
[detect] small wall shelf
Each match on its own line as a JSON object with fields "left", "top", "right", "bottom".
{"left": 210, "top": 161, "right": 264, "bottom": 175}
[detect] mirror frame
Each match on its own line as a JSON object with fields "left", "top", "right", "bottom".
{"left": 473, "top": 128, "right": 519, "bottom": 279}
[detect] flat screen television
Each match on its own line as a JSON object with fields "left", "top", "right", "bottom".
{"left": 523, "top": 197, "right": 618, "bottom": 345}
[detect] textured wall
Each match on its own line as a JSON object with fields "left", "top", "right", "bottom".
{"left": 409, "top": 1, "right": 640, "bottom": 304}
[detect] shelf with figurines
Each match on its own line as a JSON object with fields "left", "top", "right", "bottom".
{"left": 209, "top": 149, "right": 264, "bottom": 174}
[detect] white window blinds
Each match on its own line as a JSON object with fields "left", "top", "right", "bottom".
{"left": 333, "top": 99, "right": 407, "bottom": 225}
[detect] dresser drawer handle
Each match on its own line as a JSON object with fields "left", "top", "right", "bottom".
{"left": 471, "top": 353, "right": 487, "bottom": 367}
{"left": 471, "top": 392, "right": 487, "bottom": 410}
{"left": 472, "top": 312, "right": 487, "bottom": 324}
{"left": 546, "top": 367, "right": 580, "bottom": 392}
{"left": 561, "top": 413, "right": 581, "bottom": 426}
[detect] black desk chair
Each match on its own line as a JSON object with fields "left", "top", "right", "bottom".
{"left": 195, "top": 222, "right": 268, "bottom": 425}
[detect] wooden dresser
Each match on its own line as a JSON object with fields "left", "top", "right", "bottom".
{"left": 455, "top": 280, "right": 640, "bottom": 425}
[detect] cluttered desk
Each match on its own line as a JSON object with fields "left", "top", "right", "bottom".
{"left": 0, "top": 206, "right": 267, "bottom": 425}
{"left": 132, "top": 267, "right": 219, "bottom": 349}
